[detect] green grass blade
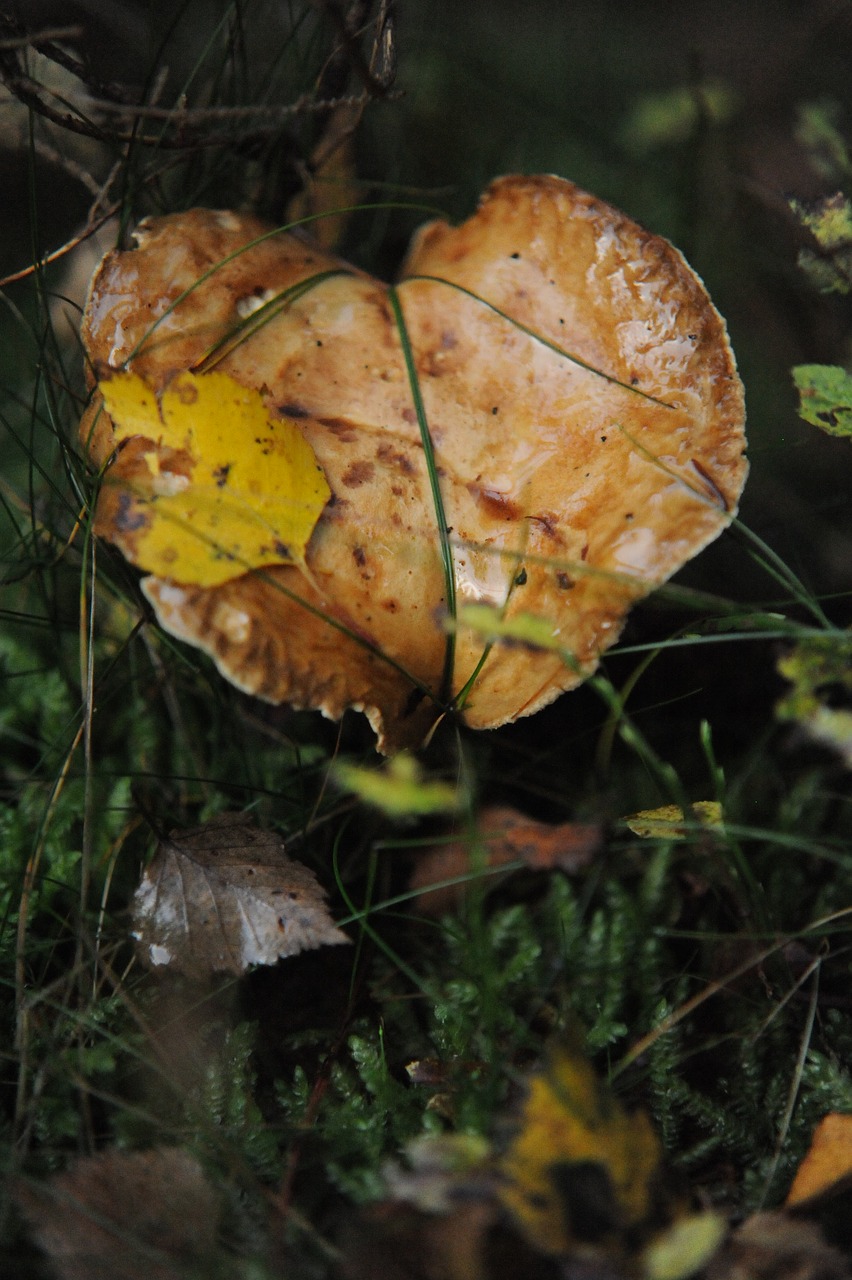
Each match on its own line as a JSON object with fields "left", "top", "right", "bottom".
{"left": 387, "top": 284, "right": 456, "bottom": 702}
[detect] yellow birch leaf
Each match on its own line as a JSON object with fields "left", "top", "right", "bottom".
{"left": 98, "top": 370, "right": 330, "bottom": 588}
{"left": 499, "top": 1043, "right": 665, "bottom": 1256}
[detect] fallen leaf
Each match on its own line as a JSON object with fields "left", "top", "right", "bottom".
{"left": 410, "top": 805, "right": 603, "bottom": 915}
{"left": 786, "top": 1113, "right": 852, "bottom": 1209}
{"left": 98, "top": 369, "right": 330, "bottom": 587}
{"left": 623, "top": 802, "right": 723, "bottom": 840}
{"left": 81, "top": 177, "right": 747, "bottom": 751}
{"left": 351, "top": 1047, "right": 726, "bottom": 1280}
{"left": 15, "top": 1147, "right": 220, "bottom": 1280}
{"left": 703, "top": 1211, "right": 850, "bottom": 1280}
{"left": 345, "top": 1135, "right": 553, "bottom": 1280}
{"left": 498, "top": 1042, "right": 667, "bottom": 1256}
{"left": 131, "top": 812, "right": 348, "bottom": 978}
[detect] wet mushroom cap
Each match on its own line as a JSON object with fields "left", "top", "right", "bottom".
{"left": 80, "top": 175, "right": 747, "bottom": 752}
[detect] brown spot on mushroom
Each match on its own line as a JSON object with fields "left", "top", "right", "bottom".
{"left": 318, "top": 416, "right": 356, "bottom": 441}
{"left": 528, "top": 512, "right": 561, "bottom": 541}
{"left": 342, "top": 460, "right": 375, "bottom": 487}
{"left": 472, "top": 486, "right": 521, "bottom": 521}
{"left": 376, "top": 442, "right": 416, "bottom": 475}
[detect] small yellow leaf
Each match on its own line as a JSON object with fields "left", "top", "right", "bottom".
{"left": 786, "top": 1112, "right": 852, "bottom": 1207}
{"left": 99, "top": 370, "right": 330, "bottom": 587}
{"left": 624, "top": 801, "right": 723, "bottom": 840}
{"left": 498, "top": 1043, "right": 665, "bottom": 1255}
{"left": 335, "top": 753, "right": 461, "bottom": 818}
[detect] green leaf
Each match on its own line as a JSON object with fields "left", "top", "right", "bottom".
{"left": 792, "top": 364, "right": 852, "bottom": 438}
{"left": 621, "top": 83, "right": 736, "bottom": 154}
{"left": 794, "top": 192, "right": 852, "bottom": 251}
{"left": 795, "top": 102, "right": 852, "bottom": 183}
{"left": 790, "top": 194, "right": 852, "bottom": 293}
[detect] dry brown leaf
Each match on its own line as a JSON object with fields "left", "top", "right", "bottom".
{"left": 15, "top": 1148, "right": 220, "bottom": 1280}
{"left": 81, "top": 175, "right": 747, "bottom": 751}
{"left": 409, "top": 804, "right": 602, "bottom": 915}
{"left": 704, "top": 1211, "right": 850, "bottom": 1280}
{"left": 131, "top": 812, "right": 348, "bottom": 978}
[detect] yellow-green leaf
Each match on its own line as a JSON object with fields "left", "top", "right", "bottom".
{"left": 99, "top": 370, "right": 330, "bottom": 587}
{"left": 777, "top": 633, "right": 852, "bottom": 769}
{"left": 334, "top": 753, "right": 462, "bottom": 817}
{"left": 624, "top": 801, "right": 723, "bottom": 840}
{"left": 642, "top": 1212, "right": 727, "bottom": 1280}
{"left": 792, "top": 364, "right": 852, "bottom": 438}
{"left": 451, "top": 602, "right": 561, "bottom": 651}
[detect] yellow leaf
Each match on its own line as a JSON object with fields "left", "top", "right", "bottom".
{"left": 99, "top": 370, "right": 330, "bottom": 587}
{"left": 498, "top": 1043, "right": 665, "bottom": 1255}
{"left": 786, "top": 1112, "right": 852, "bottom": 1207}
{"left": 624, "top": 802, "right": 723, "bottom": 840}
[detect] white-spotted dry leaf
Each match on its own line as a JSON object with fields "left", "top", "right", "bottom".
{"left": 15, "top": 1147, "right": 220, "bottom": 1280}
{"left": 132, "top": 813, "right": 348, "bottom": 978}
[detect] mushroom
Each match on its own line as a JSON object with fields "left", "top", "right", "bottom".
{"left": 80, "top": 176, "right": 747, "bottom": 752}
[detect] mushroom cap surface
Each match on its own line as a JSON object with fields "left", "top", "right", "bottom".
{"left": 81, "top": 176, "right": 747, "bottom": 751}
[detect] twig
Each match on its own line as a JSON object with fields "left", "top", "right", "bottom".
{"left": 82, "top": 89, "right": 371, "bottom": 123}
{"left": 0, "top": 25, "right": 82, "bottom": 51}
{"left": 0, "top": 209, "right": 117, "bottom": 287}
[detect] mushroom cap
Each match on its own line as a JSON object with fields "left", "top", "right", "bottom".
{"left": 80, "top": 176, "right": 747, "bottom": 752}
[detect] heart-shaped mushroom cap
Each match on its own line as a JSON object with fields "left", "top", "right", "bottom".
{"left": 80, "top": 176, "right": 747, "bottom": 752}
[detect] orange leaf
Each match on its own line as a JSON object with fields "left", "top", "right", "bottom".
{"left": 410, "top": 805, "right": 602, "bottom": 915}
{"left": 786, "top": 1113, "right": 852, "bottom": 1207}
